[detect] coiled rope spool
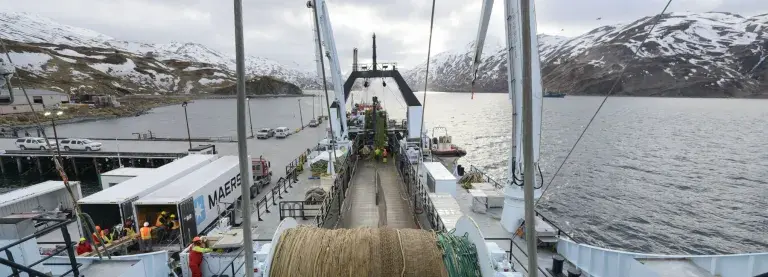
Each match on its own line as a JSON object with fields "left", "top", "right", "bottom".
{"left": 269, "top": 226, "right": 483, "bottom": 277}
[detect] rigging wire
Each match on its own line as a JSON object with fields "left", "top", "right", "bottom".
{"left": 0, "top": 37, "right": 110, "bottom": 258}
{"left": 309, "top": 0, "right": 339, "bottom": 175}
{"left": 536, "top": 0, "right": 674, "bottom": 205}
{"left": 384, "top": 85, "right": 405, "bottom": 108}
{"left": 412, "top": 0, "right": 437, "bottom": 194}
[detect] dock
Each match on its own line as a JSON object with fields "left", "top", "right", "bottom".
{"left": 0, "top": 126, "right": 328, "bottom": 182}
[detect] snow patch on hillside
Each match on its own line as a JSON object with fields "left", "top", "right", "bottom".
{"left": 89, "top": 59, "right": 137, "bottom": 76}
{"left": 7, "top": 52, "right": 51, "bottom": 72}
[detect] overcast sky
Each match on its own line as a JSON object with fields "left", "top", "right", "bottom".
{"left": 1, "top": 0, "right": 766, "bottom": 70}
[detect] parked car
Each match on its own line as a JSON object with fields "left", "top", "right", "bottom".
{"left": 274, "top": 127, "right": 290, "bottom": 138}
{"left": 308, "top": 119, "right": 319, "bottom": 128}
{"left": 256, "top": 128, "right": 274, "bottom": 139}
{"left": 60, "top": 138, "right": 102, "bottom": 151}
{"left": 15, "top": 137, "right": 57, "bottom": 150}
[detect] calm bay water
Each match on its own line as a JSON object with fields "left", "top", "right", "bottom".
{"left": 3, "top": 89, "right": 767, "bottom": 255}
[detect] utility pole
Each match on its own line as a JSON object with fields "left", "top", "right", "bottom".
{"left": 181, "top": 101, "right": 192, "bottom": 149}
{"left": 298, "top": 99, "right": 304, "bottom": 128}
{"left": 247, "top": 96, "right": 254, "bottom": 138}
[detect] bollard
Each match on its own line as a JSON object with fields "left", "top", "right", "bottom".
{"left": 551, "top": 254, "right": 564, "bottom": 274}
{"left": 567, "top": 267, "right": 582, "bottom": 277}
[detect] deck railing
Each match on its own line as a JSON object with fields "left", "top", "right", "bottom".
{"left": 251, "top": 149, "right": 309, "bottom": 222}
{"left": 466, "top": 165, "right": 577, "bottom": 242}
{"left": 0, "top": 216, "right": 82, "bottom": 277}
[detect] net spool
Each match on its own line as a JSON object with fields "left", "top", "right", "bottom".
{"left": 265, "top": 216, "right": 496, "bottom": 277}
{"left": 269, "top": 226, "right": 448, "bottom": 277}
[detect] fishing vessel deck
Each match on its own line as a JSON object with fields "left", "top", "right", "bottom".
{"left": 340, "top": 159, "right": 416, "bottom": 229}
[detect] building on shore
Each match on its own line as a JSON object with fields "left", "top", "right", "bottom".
{"left": 0, "top": 89, "right": 70, "bottom": 115}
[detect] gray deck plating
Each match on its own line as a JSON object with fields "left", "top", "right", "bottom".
{"left": 340, "top": 160, "right": 416, "bottom": 229}
{"left": 339, "top": 161, "right": 378, "bottom": 228}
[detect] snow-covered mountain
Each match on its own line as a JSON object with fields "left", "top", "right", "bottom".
{"left": 404, "top": 12, "right": 768, "bottom": 98}
{"left": 0, "top": 12, "right": 319, "bottom": 95}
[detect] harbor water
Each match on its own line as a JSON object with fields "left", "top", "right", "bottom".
{"left": 1, "top": 90, "right": 766, "bottom": 256}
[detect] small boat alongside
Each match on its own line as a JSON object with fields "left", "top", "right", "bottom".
{"left": 426, "top": 127, "right": 467, "bottom": 170}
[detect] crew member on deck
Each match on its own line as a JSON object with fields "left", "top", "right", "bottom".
{"left": 100, "top": 228, "right": 113, "bottom": 244}
{"left": 382, "top": 148, "right": 388, "bottom": 163}
{"left": 92, "top": 226, "right": 102, "bottom": 245}
{"left": 188, "top": 236, "right": 212, "bottom": 277}
{"left": 167, "top": 214, "right": 180, "bottom": 241}
{"left": 156, "top": 211, "right": 168, "bottom": 240}
{"left": 140, "top": 222, "right": 153, "bottom": 252}
{"left": 156, "top": 211, "right": 168, "bottom": 227}
{"left": 121, "top": 219, "right": 136, "bottom": 238}
{"left": 76, "top": 237, "right": 92, "bottom": 255}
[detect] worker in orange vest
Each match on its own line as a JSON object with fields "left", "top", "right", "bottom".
{"left": 91, "top": 226, "right": 102, "bottom": 245}
{"left": 139, "top": 222, "right": 153, "bottom": 252}
{"left": 100, "top": 228, "right": 112, "bottom": 244}
{"left": 188, "top": 236, "right": 212, "bottom": 277}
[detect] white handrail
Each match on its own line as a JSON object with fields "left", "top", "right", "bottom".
{"left": 558, "top": 238, "right": 768, "bottom": 277}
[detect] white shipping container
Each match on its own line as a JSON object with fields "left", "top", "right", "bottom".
{"left": 133, "top": 156, "right": 251, "bottom": 245}
{"left": 99, "top": 167, "right": 155, "bottom": 190}
{"left": 428, "top": 193, "right": 463, "bottom": 231}
{"left": 0, "top": 181, "right": 82, "bottom": 218}
{"left": 423, "top": 162, "right": 457, "bottom": 197}
{"left": 78, "top": 154, "right": 218, "bottom": 231}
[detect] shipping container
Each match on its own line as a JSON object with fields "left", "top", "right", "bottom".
{"left": 78, "top": 154, "right": 218, "bottom": 231}
{"left": 0, "top": 181, "right": 82, "bottom": 217}
{"left": 99, "top": 167, "right": 155, "bottom": 190}
{"left": 423, "top": 162, "right": 457, "bottom": 197}
{"left": 132, "top": 156, "right": 251, "bottom": 245}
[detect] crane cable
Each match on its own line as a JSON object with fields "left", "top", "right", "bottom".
{"left": 411, "top": 0, "right": 437, "bottom": 204}
{"left": 537, "top": 0, "right": 673, "bottom": 205}
{"left": 507, "top": 0, "right": 676, "bottom": 245}
{"left": 0, "top": 38, "right": 110, "bottom": 259}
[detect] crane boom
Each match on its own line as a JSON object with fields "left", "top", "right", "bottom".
{"left": 315, "top": 0, "right": 349, "bottom": 140}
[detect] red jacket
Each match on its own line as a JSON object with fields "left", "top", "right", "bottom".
{"left": 188, "top": 245, "right": 212, "bottom": 266}
{"left": 76, "top": 242, "right": 93, "bottom": 255}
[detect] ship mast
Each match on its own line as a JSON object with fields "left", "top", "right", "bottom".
{"left": 519, "top": 0, "right": 540, "bottom": 275}
{"left": 472, "top": 0, "right": 544, "bottom": 275}
{"left": 233, "top": 1, "right": 254, "bottom": 276}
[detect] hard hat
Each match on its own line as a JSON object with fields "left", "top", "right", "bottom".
{"left": 144, "top": 222, "right": 150, "bottom": 227}
{"left": 95, "top": 226, "right": 101, "bottom": 231}
{"left": 192, "top": 236, "right": 202, "bottom": 242}
{"left": 161, "top": 211, "right": 167, "bottom": 215}
{"left": 170, "top": 214, "right": 176, "bottom": 218}
{"left": 79, "top": 237, "right": 86, "bottom": 242}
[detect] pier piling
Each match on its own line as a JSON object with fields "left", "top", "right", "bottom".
{"left": 35, "top": 158, "right": 43, "bottom": 175}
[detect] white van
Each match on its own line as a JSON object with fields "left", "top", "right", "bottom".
{"left": 274, "top": 127, "right": 290, "bottom": 138}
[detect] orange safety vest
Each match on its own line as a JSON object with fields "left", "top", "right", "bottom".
{"left": 140, "top": 227, "right": 152, "bottom": 240}
{"left": 382, "top": 149, "right": 388, "bottom": 157}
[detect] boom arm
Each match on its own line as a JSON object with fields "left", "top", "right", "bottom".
{"left": 470, "top": 0, "right": 495, "bottom": 84}
{"left": 315, "top": 0, "right": 349, "bottom": 140}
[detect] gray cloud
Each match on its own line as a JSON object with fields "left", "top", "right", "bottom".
{"left": 1, "top": 0, "right": 766, "bottom": 71}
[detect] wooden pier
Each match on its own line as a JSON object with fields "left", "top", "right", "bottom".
{"left": 0, "top": 150, "right": 186, "bottom": 179}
